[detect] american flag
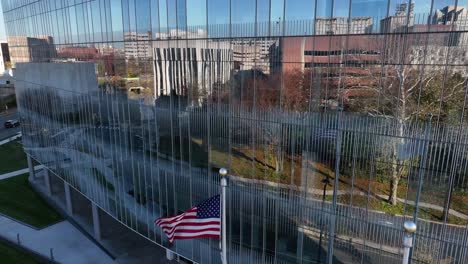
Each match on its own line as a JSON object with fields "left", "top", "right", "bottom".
{"left": 155, "top": 195, "right": 221, "bottom": 243}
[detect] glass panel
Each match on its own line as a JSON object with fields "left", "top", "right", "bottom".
{"left": 110, "top": 0, "right": 124, "bottom": 42}
{"left": 158, "top": 0, "right": 169, "bottom": 36}
{"left": 351, "top": 0, "right": 388, "bottom": 32}
{"left": 4, "top": 1, "right": 468, "bottom": 263}
{"left": 232, "top": 0, "right": 255, "bottom": 37}
{"left": 285, "top": 0, "right": 315, "bottom": 35}
{"left": 166, "top": 0, "right": 177, "bottom": 36}
{"left": 186, "top": 0, "right": 206, "bottom": 37}
{"left": 208, "top": 0, "right": 230, "bottom": 37}
{"left": 90, "top": 0, "right": 102, "bottom": 43}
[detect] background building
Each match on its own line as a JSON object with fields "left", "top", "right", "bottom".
{"left": 153, "top": 40, "right": 232, "bottom": 98}
{"left": 57, "top": 46, "right": 99, "bottom": 61}
{"left": 315, "top": 17, "right": 373, "bottom": 35}
{"left": 380, "top": 3, "right": 415, "bottom": 33}
{"left": 15, "top": 62, "right": 98, "bottom": 98}
{"left": 432, "top": 5, "right": 468, "bottom": 46}
{"left": 232, "top": 39, "right": 277, "bottom": 74}
{"left": 124, "top": 32, "right": 152, "bottom": 59}
{"left": 7, "top": 35, "right": 55, "bottom": 66}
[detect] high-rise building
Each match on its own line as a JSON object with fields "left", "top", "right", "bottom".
{"left": 124, "top": 32, "right": 152, "bottom": 59}
{"left": 380, "top": 3, "right": 415, "bottom": 33}
{"left": 432, "top": 5, "right": 468, "bottom": 46}
{"left": 315, "top": 17, "right": 373, "bottom": 35}
{"left": 432, "top": 5, "right": 468, "bottom": 26}
{"left": 2, "top": 1, "right": 468, "bottom": 263}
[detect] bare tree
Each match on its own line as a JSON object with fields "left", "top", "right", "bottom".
{"left": 336, "top": 34, "right": 467, "bottom": 205}
{"left": 359, "top": 62, "right": 466, "bottom": 205}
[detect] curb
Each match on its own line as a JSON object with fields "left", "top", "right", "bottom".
{"left": 0, "top": 132, "right": 22, "bottom": 145}
{"left": 0, "top": 234, "right": 60, "bottom": 264}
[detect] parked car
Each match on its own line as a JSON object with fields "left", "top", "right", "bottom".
{"left": 4, "top": 119, "right": 20, "bottom": 128}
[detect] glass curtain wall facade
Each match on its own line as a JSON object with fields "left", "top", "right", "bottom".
{"left": 3, "top": 0, "right": 468, "bottom": 263}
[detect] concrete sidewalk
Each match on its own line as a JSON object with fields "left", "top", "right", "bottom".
{"left": 0, "top": 167, "right": 115, "bottom": 263}
{"left": 0, "top": 165, "right": 44, "bottom": 180}
{"left": 0, "top": 216, "right": 115, "bottom": 264}
{"left": 0, "top": 132, "right": 21, "bottom": 146}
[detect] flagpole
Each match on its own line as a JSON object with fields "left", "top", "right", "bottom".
{"left": 219, "top": 168, "right": 228, "bottom": 264}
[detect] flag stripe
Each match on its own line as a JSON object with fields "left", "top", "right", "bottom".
{"left": 162, "top": 222, "right": 219, "bottom": 233}
{"left": 171, "top": 234, "right": 220, "bottom": 240}
{"left": 158, "top": 217, "right": 218, "bottom": 229}
{"left": 167, "top": 228, "right": 221, "bottom": 239}
{"left": 171, "top": 230, "right": 221, "bottom": 239}
{"left": 161, "top": 221, "right": 220, "bottom": 231}
{"left": 156, "top": 208, "right": 197, "bottom": 221}
{"left": 165, "top": 224, "right": 221, "bottom": 237}
{"left": 155, "top": 209, "right": 197, "bottom": 224}
{"left": 156, "top": 215, "right": 198, "bottom": 226}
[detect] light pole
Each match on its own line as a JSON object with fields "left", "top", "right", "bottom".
{"left": 318, "top": 176, "right": 330, "bottom": 262}
{"left": 219, "top": 168, "right": 228, "bottom": 264}
{"left": 402, "top": 221, "right": 417, "bottom": 264}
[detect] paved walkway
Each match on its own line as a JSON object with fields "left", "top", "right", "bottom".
{"left": 0, "top": 165, "right": 44, "bottom": 180}
{"left": 375, "top": 194, "right": 468, "bottom": 220}
{"left": 0, "top": 216, "right": 114, "bottom": 264}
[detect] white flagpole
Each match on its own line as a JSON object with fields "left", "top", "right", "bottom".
{"left": 219, "top": 168, "right": 228, "bottom": 264}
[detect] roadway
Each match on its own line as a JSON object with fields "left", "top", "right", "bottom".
{"left": 0, "top": 109, "right": 20, "bottom": 140}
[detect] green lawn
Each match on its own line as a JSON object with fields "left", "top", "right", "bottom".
{"left": 0, "top": 173, "right": 63, "bottom": 229}
{"left": 0, "top": 240, "right": 41, "bottom": 264}
{"left": 0, "top": 140, "right": 28, "bottom": 174}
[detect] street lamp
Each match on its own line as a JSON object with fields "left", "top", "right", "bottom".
{"left": 219, "top": 168, "right": 228, "bottom": 264}
{"left": 402, "top": 221, "right": 417, "bottom": 264}
{"left": 318, "top": 176, "right": 331, "bottom": 261}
